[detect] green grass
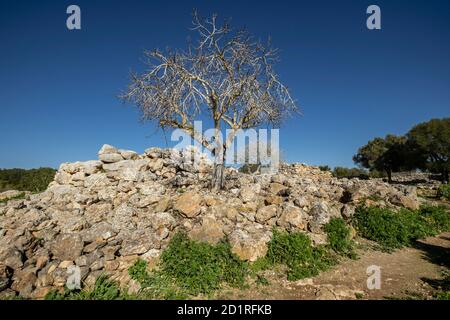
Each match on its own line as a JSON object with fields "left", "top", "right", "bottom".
{"left": 44, "top": 275, "right": 135, "bottom": 300}
{"left": 353, "top": 205, "right": 450, "bottom": 251}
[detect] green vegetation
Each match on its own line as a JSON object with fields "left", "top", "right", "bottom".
{"left": 159, "top": 233, "right": 248, "bottom": 295}
{"left": 45, "top": 275, "right": 133, "bottom": 300}
{"left": 353, "top": 134, "right": 414, "bottom": 183}
{"left": 128, "top": 259, "right": 188, "bottom": 299}
{"left": 353, "top": 118, "right": 449, "bottom": 182}
{"left": 255, "top": 275, "right": 270, "bottom": 286}
{"left": 42, "top": 205, "right": 448, "bottom": 300}
{"left": 332, "top": 167, "right": 369, "bottom": 179}
{"left": 407, "top": 118, "right": 449, "bottom": 182}
{"left": 331, "top": 167, "right": 387, "bottom": 179}
{"left": 239, "top": 163, "right": 260, "bottom": 174}
{"left": 318, "top": 165, "right": 331, "bottom": 172}
{"left": 251, "top": 219, "right": 358, "bottom": 281}
{"left": 128, "top": 233, "right": 248, "bottom": 298}
{"left": 434, "top": 271, "right": 450, "bottom": 300}
{"left": 324, "top": 218, "right": 357, "bottom": 259}
{"left": 438, "top": 183, "right": 450, "bottom": 200}
{"left": 0, "top": 192, "right": 26, "bottom": 204}
{"left": 262, "top": 229, "right": 334, "bottom": 280}
{"left": 0, "top": 168, "right": 56, "bottom": 193}
{"left": 353, "top": 205, "right": 450, "bottom": 250}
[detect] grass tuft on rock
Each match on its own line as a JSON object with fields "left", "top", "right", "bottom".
{"left": 44, "top": 275, "right": 131, "bottom": 300}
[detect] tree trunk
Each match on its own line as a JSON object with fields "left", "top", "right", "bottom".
{"left": 211, "top": 162, "right": 225, "bottom": 190}
{"left": 386, "top": 168, "right": 392, "bottom": 183}
{"left": 211, "top": 138, "right": 225, "bottom": 189}
{"left": 443, "top": 170, "right": 449, "bottom": 184}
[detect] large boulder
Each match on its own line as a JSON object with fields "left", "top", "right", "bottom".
{"left": 240, "top": 184, "right": 260, "bottom": 202}
{"left": 389, "top": 194, "right": 420, "bottom": 210}
{"left": 98, "top": 144, "right": 124, "bottom": 163}
{"left": 174, "top": 191, "right": 202, "bottom": 218}
{"left": 255, "top": 205, "right": 278, "bottom": 224}
{"left": 229, "top": 229, "right": 272, "bottom": 262}
{"left": 308, "top": 201, "right": 334, "bottom": 233}
{"left": 188, "top": 215, "right": 225, "bottom": 244}
{"left": 277, "top": 205, "right": 307, "bottom": 231}
{"left": 50, "top": 234, "right": 84, "bottom": 261}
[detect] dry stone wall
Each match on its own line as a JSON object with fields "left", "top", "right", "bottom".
{"left": 0, "top": 144, "right": 423, "bottom": 298}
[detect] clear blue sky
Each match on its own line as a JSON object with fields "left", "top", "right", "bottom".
{"left": 1, "top": 0, "right": 449, "bottom": 169}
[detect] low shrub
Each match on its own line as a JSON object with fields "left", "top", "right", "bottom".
{"left": 324, "top": 218, "right": 357, "bottom": 259}
{"left": 332, "top": 167, "right": 369, "bottom": 179}
{"left": 159, "top": 233, "right": 248, "bottom": 295}
{"left": 129, "top": 233, "right": 248, "bottom": 298}
{"left": 265, "top": 229, "right": 335, "bottom": 280}
{"left": 438, "top": 183, "right": 450, "bottom": 200}
{"left": 353, "top": 205, "right": 450, "bottom": 250}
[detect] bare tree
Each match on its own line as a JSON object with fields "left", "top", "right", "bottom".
{"left": 122, "top": 11, "right": 299, "bottom": 189}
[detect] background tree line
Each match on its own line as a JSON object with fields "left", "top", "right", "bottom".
{"left": 352, "top": 118, "right": 449, "bottom": 183}
{"left": 0, "top": 168, "right": 56, "bottom": 193}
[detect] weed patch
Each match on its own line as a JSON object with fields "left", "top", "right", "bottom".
{"left": 265, "top": 229, "right": 335, "bottom": 280}
{"left": 324, "top": 218, "right": 357, "bottom": 259}
{"left": 353, "top": 205, "right": 450, "bottom": 250}
{"left": 44, "top": 275, "right": 132, "bottom": 300}
{"left": 128, "top": 233, "right": 248, "bottom": 298}
{"left": 438, "top": 184, "right": 450, "bottom": 200}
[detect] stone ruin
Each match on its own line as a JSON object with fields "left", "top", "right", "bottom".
{"left": 0, "top": 144, "right": 426, "bottom": 298}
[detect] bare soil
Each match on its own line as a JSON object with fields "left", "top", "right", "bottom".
{"left": 216, "top": 232, "right": 450, "bottom": 300}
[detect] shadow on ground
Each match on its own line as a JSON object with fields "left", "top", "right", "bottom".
{"left": 413, "top": 236, "right": 450, "bottom": 269}
{"left": 414, "top": 234, "right": 450, "bottom": 292}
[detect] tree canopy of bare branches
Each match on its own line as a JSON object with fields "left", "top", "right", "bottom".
{"left": 122, "top": 11, "right": 299, "bottom": 188}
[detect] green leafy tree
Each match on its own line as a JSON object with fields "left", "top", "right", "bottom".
{"left": 353, "top": 135, "right": 410, "bottom": 183}
{"left": 407, "top": 118, "right": 450, "bottom": 182}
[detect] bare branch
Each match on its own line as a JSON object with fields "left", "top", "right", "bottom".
{"left": 122, "top": 11, "right": 299, "bottom": 153}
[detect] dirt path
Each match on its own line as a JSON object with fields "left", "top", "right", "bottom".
{"left": 217, "top": 232, "right": 450, "bottom": 300}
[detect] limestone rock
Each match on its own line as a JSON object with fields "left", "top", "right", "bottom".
{"left": 174, "top": 191, "right": 202, "bottom": 218}
{"left": 389, "top": 194, "right": 420, "bottom": 210}
{"left": 188, "top": 215, "right": 225, "bottom": 244}
{"left": 255, "top": 204, "right": 278, "bottom": 223}
{"left": 278, "top": 205, "right": 307, "bottom": 230}
{"left": 240, "top": 184, "right": 260, "bottom": 202}
{"left": 50, "top": 234, "right": 84, "bottom": 261}
{"left": 99, "top": 153, "right": 124, "bottom": 163}
{"left": 98, "top": 144, "right": 119, "bottom": 155}
{"left": 229, "top": 229, "right": 272, "bottom": 262}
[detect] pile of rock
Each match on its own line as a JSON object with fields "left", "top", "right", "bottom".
{"left": 0, "top": 144, "right": 424, "bottom": 299}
